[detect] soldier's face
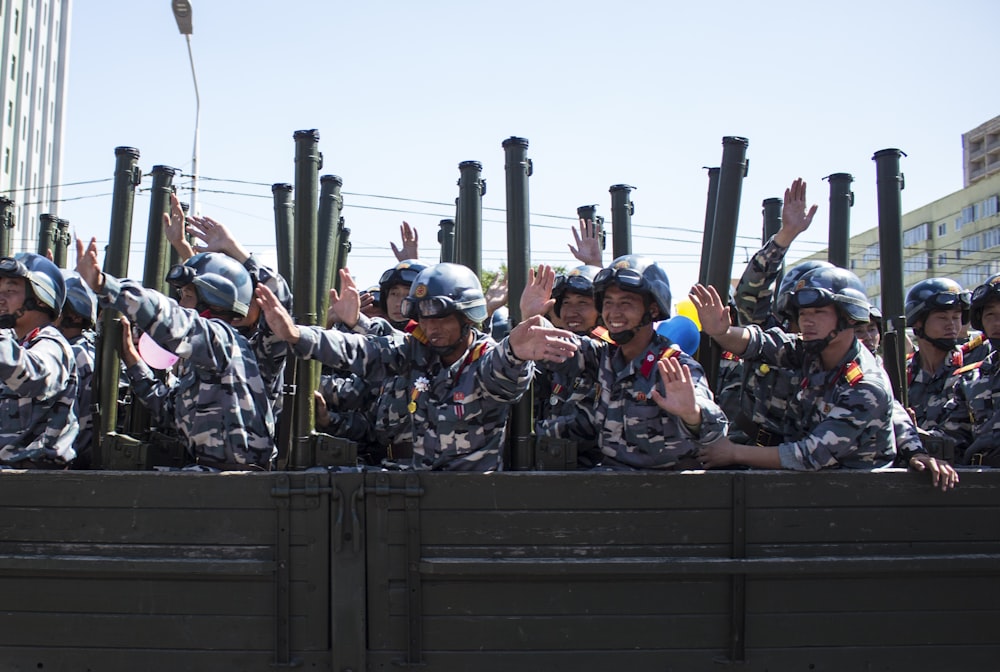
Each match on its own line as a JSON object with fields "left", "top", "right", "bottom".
{"left": 797, "top": 305, "right": 838, "bottom": 341}
{"left": 179, "top": 285, "right": 199, "bottom": 310}
{"left": 419, "top": 313, "right": 465, "bottom": 348}
{"left": 386, "top": 285, "right": 409, "bottom": 323}
{"left": 560, "top": 293, "right": 599, "bottom": 334}
{"left": 981, "top": 301, "right": 1000, "bottom": 339}
{"left": 854, "top": 322, "right": 880, "bottom": 353}
{"left": 921, "top": 308, "right": 962, "bottom": 340}
{"left": 602, "top": 286, "right": 655, "bottom": 332}
{"left": 0, "top": 278, "right": 27, "bottom": 315}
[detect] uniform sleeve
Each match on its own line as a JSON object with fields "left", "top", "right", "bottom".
{"left": 935, "top": 373, "right": 976, "bottom": 454}
{"left": 777, "top": 378, "right": 891, "bottom": 470}
{"left": 735, "top": 237, "right": 787, "bottom": 326}
{"left": 740, "top": 324, "right": 803, "bottom": 369}
{"left": 474, "top": 338, "right": 534, "bottom": 403}
{"left": 99, "top": 275, "right": 241, "bottom": 372}
{"left": 124, "top": 359, "right": 174, "bottom": 426}
{"left": 890, "top": 398, "right": 926, "bottom": 461}
{"left": 675, "top": 354, "right": 728, "bottom": 444}
{"left": 294, "top": 324, "right": 407, "bottom": 379}
{"left": 0, "top": 332, "right": 72, "bottom": 399}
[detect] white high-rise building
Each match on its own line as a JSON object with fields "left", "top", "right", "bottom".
{"left": 0, "top": 0, "right": 72, "bottom": 253}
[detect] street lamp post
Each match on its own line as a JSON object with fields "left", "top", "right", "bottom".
{"left": 171, "top": 0, "right": 200, "bottom": 216}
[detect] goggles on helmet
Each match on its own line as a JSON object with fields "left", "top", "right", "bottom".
{"left": 380, "top": 266, "right": 422, "bottom": 287}
{"left": 790, "top": 287, "right": 836, "bottom": 310}
{"left": 401, "top": 295, "right": 461, "bottom": 320}
{"left": 924, "top": 290, "right": 972, "bottom": 311}
{"left": 166, "top": 264, "right": 197, "bottom": 288}
{"left": 0, "top": 257, "right": 28, "bottom": 278}
{"left": 593, "top": 267, "right": 644, "bottom": 291}
{"left": 554, "top": 273, "right": 594, "bottom": 295}
{"left": 972, "top": 283, "right": 1000, "bottom": 305}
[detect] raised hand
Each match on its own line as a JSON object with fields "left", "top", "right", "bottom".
{"left": 774, "top": 178, "right": 818, "bottom": 248}
{"left": 519, "top": 264, "right": 555, "bottom": 320}
{"left": 568, "top": 218, "right": 603, "bottom": 267}
{"left": 75, "top": 237, "right": 104, "bottom": 293}
{"left": 485, "top": 272, "right": 509, "bottom": 317}
{"left": 650, "top": 355, "right": 700, "bottom": 426}
{"left": 255, "top": 283, "right": 301, "bottom": 343}
{"left": 506, "top": 315, "right": 578, "bottom": 363}
{"left": 326, "top": 268, "right": 361, "bottom": 329}
{"left": 688, "top": 284, "right": 732, "bottom": 338}
{"left": 390, "top": 221, "right": 419, "bottom": 261}
{"left": 186, "top": 215, "right": 250, "bottom": 263}
{"left": 163, "top": 192, "right": 195, "bottom": 260}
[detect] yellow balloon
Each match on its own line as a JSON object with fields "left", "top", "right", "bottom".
{"left": 675, "top": 299, "right": 702, "bottom": 331}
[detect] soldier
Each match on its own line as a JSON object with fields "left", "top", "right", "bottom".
{"left": 856, "top": 305, "right": 882, "bottom": 357}
{"left": 256, "top": 262, "right": 577, "bottom": 471}
{"left": 77, "top": 237, "right": 275, "bottom": 471}
{"left": 938, "top": 273, "right": 1000, "bottom": 465}
{"left": 56, "top": 271, "right": 97, "bottom": 468}
{"left": 522, "top": 264, "right": 606, "bottom": 467}
{"left": 903, "top": 278, "right": 972, "bottom": 432}
{"left": 529, "top": 255, "right": 727, "bottom": 470}
{"left": 0, "top": 253, "right": 78, "bottom": 468}
{"left": 694, "top": 267, "right": 958, "bottom": 489}
{"left": 378, "top": 259, "right": 427, "bottom": 331}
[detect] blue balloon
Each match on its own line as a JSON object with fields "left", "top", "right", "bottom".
{"left": 655, "top": 315, "right": 700, "bottom": 355}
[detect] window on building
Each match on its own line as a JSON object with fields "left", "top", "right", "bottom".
{"left": 983, "top": 195, "right": 999, "bottom": 219}
{"left": 938, "top": 253, "right": 948, "bottom": 269}
{"left": 903, "top": 252, "right": 930, "bottom": 275}
{"left": 3, "top": 148, "right": 9, "bottom": 175}
{"left": 983, "top": 226, "right": 1000, "bottom": 251}
{"left": 10, "top": 56, "right": 16, "bottom": 80}
{"left": 903, "top": 222, "right": 930, "bottom": 247}
{"left": 961, "top": 235, "right": 981, "bottom": 255}
{"left": 14, "top": 10, "right": 19, "bottom": 34}
{"left": 28, "top": 28, "right": 32, "bottom": 51}
{"left": 863, "top": 243, "right": 880, "bottom": 264}
{"left": 937, "top": 222, "right": 947, "bottom": 237}
{"left": 6, "top": 101, "right": 11, "bottom": 126}
{"left": 962, "top": 205, "right": 975, "bottom": 224}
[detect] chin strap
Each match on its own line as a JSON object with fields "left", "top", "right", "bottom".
{"left": 429, "top": 322, "right": 472, "bottom": 357}
{"left": 801, "top": 315, "right": 852, "bottom": 356}
{"left": 0, "top": 307, "right": 25, "bottom": 330}
{"left": 913, "top": 326, "right": 959, "bottom": 353}
{"left": 608, "top": 310, "right": 654, "bottom": 346}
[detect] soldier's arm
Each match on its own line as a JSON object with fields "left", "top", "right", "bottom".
{"left": 651, "top": 354, "right": 728, "bottom": 443}
{"left": 734, "top": 237, "right": 788, "bottom": 326}
{"left": 776, "top": 380, "right": 893, "bottom": 471}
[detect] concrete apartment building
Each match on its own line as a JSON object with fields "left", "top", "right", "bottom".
{"left": 794, "top": 115, "right": 1000, "bottom": 308}
{"left": 0, "top": 0, "right": 72, "bottom": 252}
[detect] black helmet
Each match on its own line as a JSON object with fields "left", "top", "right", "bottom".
{"left": 166, "top": 252, "right": 253, "bottom": 317}
{"left": 970, "top": 273, "right": 1000, "bottom": 331}
{"left": 489, "top": 305, "right": 510, "bottom": 341}
{"left": 400, "top": 263, "right": 488, "bottom": 324}
{"left": 552, "top": 264, "right": 600, "bottom": 317}
{"left": 775, "top": 260, "right": 834, "bottom": 321}
{"left": 0, "top": 253, "right": 67, "bottom": 318}
{"left": 593, "top": 255, "right": 671, "bottom": 317}
{"left": 789, "top": 266, "right": 871, "bottom": 323}
{"left": 378, "top": 259, "right": 427, "bottom": 315}
{"left": 905, "top": 277, "right": 971, "bottom": 326}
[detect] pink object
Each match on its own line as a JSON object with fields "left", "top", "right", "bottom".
{"left": 138, "top": 332, "right": 179, "bottom": 369}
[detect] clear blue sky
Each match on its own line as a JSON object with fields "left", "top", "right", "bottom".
{"left": 58, "top": 0, "right": 1000, "bottom": 302}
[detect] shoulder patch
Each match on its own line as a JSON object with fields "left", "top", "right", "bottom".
{"left": 962, "top": 333, "right": 984, "bottom": 352}
{"left": 408, "top": 325, "right": 428, "bottom": 344}
{"left": 590, "top": 325, "right": 616, "bottom": 344}
{"left": 844, "top": 361, "right": 864, "bottom": 387}
{"left": 722, "top": 350, "right": 741, "bottom": 361}
{"left": 952, "top": 360, "right": 984, "bottom": 377}
{"left": 469, "top": 341, "right": 489, "bottom": 363}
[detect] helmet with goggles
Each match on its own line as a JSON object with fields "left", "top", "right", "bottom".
{"left": 165, "top": 252, "right": 253, "bottom": 317}
{"left": 378, "top": 259, "right": 427, "bottom": 315}
{"left": 61, "top": 270, "right": 98, "bottom": 328}
{"left": 788, "top": 266, "right": 871, "bottom": 323}
{"left": 400, "top": 263, "right": 487, "bottom": 324}
{"left": 970, "top": 273, "right": 1000, "bottom": 331}
{"left": 552, "top": 264, "right": 600, "bottom": 318}
{"left": 593, "top": 255, "right": 671, "bottom": 317}
{"left": 775, "top": 260, "right": 835, "bottom": 322}
{"left": 904, "top": 278, "right": 970, "bottom": 326}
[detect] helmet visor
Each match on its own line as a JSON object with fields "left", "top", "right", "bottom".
{"left": 0, "top": 257, "right": 28, "bottom": 279}
{"left": 166, "top": 264, "right": 196, "bottom": 288}
{"left": 926, "top": 290, "right": 972, "bottom": 311}
{"left": 379, "top": 266, "right": 421, "bottom": 287}
{"left": 972, "top": 282, "right": 1000, "bottom": 305}
{"left": 594, "top": 267, "right": 644, "bottom": 291}
{"left": 401, "top": 295, "right": 460, "bottom": 319}
{"left": 790, "top": 287, "right": 835, "bottom": 310}
{"left": 555, "top": 273, "right": 595, "bottom": 295}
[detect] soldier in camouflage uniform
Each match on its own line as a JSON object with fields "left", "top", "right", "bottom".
{"left": 731, "top": 178, "right": 829, "bottom": 447}
{"left": 56, "top": 272, "right": 97, "bottom": 469}
{"left": 257, "top": 262, "right": 577, "bottom": 471}
{"left": 903, "top": 278, "right": 972, "bottom": 433}
{"left": 938, "top": 274, "right": 1000, "bottom": 466}
{"left": 532, "top": 256, "right": 727, "bottom": 470}
{"left": 0, "top": 254, "right": 78, "bottom": 468}
{"left": 695, "top": 268, "right": 958, "bottom": 488}
{"left": 77, "top": 238, "right": 276, "bottom": 471}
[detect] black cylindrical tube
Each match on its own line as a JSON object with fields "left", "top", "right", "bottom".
{"left": 873, "top": 149, "right": 907, "bottom": 405}
{"left": 697, "top": 167, "right": 721, "bottom": 286}
{"left": 291, "top": 130, "right": 322, "bottom": 468}
{"left": 609, "top": 185, "right": 635, "bottom": 259}
{"left": 700, "top": 138, "right": 749, "bottom": 392}
{"left": 37, "top": 213, "right": 57, "bottom": 257}
{"left": 143, "top": 166, "right": 177, "bottom": 295}
{"left": 437, "top": 218, "right": 456, "bottom": 263}
{"left": 826, "top": 173, "right": 854, "bottom": 268}
{"left": 762, "top": 197, "right": 782, "bottom": 244}
{"left": 272, "top": 183, "right": 294, "bottom": 286}
{"left": 97, "top": 146, "right": 141, "bottom": 461}
{"left": 316, "top": 174, "right": 344, "bottom": 315}
{"left": 457, "top": 160, "right": 484, "bottom": 278}
{"left": 502, "top": 137, "right": 533, "bottom": 470}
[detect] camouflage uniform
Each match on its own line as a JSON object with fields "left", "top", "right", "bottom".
{"left": 906, "top": 348, "right": 967, "bottom": 432}
{"left": 542, "top": 332, "right": 727, "bottom": 470}
{"left": 292, "top": 325, "right": 533, "bottom": 471}
{"left": 243, "top": 256, "right": 292, "bottom": 406}
{"left": 0, "top": 325, "right": 79, "bottom": 467}
{"left": 732, "top": 236, "right": 797, "bottom": 445}
{"left": 101, "top": 276, "right": 276, "bottom": 469}
{"left": 533, "top": 325, "right": 609, "bottom": 468}
{"left": 741, "top": 325, "right": 896, "bottom": 470}
{"left": 66, "top": 330, "right": 96, "bottom": 468}
{"left": 938, "top": 345, "right": 1000, "bottom": 465}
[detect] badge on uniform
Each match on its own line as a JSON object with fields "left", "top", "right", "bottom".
{"left": 636, "top": 392, "right": 647, "bottom": 402}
